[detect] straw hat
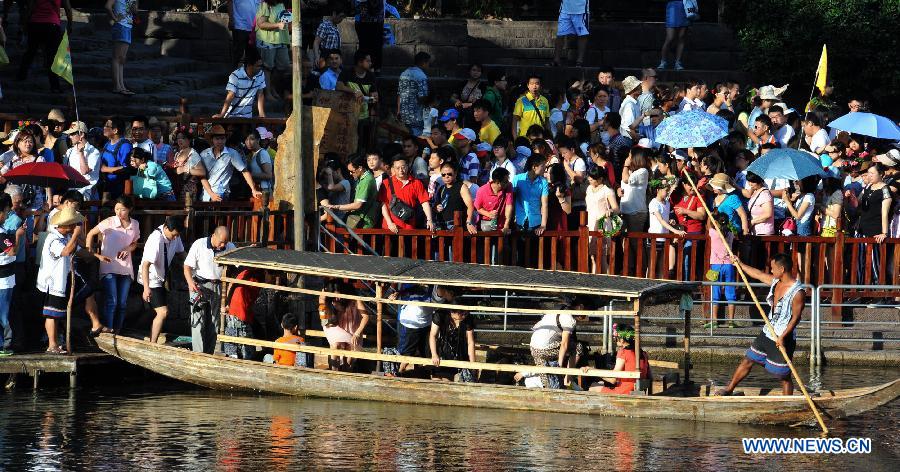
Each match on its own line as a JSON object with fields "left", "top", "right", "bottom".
{"left": 2, "top": 129, "right": 19, "bottom": 146}
{"left": 64, "top": 121, "right": 89, "bottom": 135}
{"left": 758, "top": 84, "right": 789, "bottom": 101}
{"left": 875, "top": 149, "right": 899, "bottom": 167}
{"left": 205, "top": 124, "right": 228, "bottom": 139}
{"left": 50, "top": 207, "right": 86, "bottom": 227}
{"left": 707, "top": 173, "right": 736, "bottom": 193}
{"left": 621, "top": 75, "right": 642, "bottom": 95}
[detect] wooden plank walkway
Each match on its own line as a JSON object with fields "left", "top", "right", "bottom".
{"left": 0, "top": 352, "right": 118, "bottom": 389}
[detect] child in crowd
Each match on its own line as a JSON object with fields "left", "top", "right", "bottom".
{"left": 647, "top": 178, "right": 686, "bottom": 278}
{"left": 272, "top": 313, "right": 307, "bottom": 367}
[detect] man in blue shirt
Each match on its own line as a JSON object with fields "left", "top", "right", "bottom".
{"left": 99, "top": 116, "right": 133, "bottom": 198}
{"left": 318, "top": 49, "right": 343, "bottom": 91}
{"left": 512, "top": 154, "right": 549, "bottom": 234}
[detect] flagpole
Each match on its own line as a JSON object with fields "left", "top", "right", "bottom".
{"left": 799, "top": 44, "right": 827, "bottom": 150}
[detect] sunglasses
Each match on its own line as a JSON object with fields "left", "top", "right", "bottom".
{"left": 441, "top": 173, "right": 455, "bottom": 177}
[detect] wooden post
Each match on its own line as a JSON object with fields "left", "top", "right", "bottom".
{"left": 218, "top": 266, "right": 229, "bottom": 353}
{"left": 33, "top": 370, "right": 41, "bottom": 390}
{"left": 375, "top": 283, "right": 384, "bottom": 372}
{"left": 633, "top": 298, "right": 646, "bottom": 393}
{"left": 683, "top": 302, "right": 691, "bottom": 387}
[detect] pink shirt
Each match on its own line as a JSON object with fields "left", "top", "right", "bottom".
{"left": 708, "top": 227, "right": 734, "bottom": 265}
{"left": 474, "top": 183, "right": 513, "bottom": 226}
{"left": 748, "top": 188, "right": 775, "bottom": 236}
{"left": 95, "top": 216, "right": 140, "bottom": 277}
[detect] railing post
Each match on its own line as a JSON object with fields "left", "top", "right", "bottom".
{"left": 184, "top": 191, "right": 195, "bottom": 243}
{"left": 452, "top": 212, "right": 464, "bottom": 262}
{"left": 577, "top": 224, "right": 589, "bottom": 273}
{"left": 832, "top": 231, "right": 845, "bottom": 322}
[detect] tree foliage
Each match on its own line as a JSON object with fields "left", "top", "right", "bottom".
{"left": 724, "top": 0, "right": 900, "bottom": 112}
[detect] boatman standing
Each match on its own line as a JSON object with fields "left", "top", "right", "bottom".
{"left": 140, "top": 216, "right": 185, "bottom": 344}
{"left": 716, "top": 253, "right": 805, "bottom": 396}
{"left": 183, "top": 226, "right": 235, "bottom": 354}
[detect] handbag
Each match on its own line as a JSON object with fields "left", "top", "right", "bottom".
{"left": 132, "top": 174, "right": 159, "bottom": 199}
{"left": 386, "top": 177, "right": 414, "bottom": 222}
{"left": 683, "top": 0, "right": 700, "bottom": 21}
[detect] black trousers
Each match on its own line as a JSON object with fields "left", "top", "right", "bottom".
{"left": 354, "top": 21, "right": 384, "bottom": 71}
{"left": 231, "top": 29, "right": 251, "bottom": 67}
{"left": 17, "top": 22, "right": 63, "bottom": 90}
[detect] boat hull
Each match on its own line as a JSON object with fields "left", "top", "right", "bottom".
{"left": 96, "top": 334, "right": 899, "bottom": 426}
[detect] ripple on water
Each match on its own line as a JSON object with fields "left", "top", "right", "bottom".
{"left": 0, "top": 366, "right": 897, "bottom": 470}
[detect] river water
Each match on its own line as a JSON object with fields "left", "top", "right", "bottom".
{"left": 0, "top": 365, "right": 897, "bottom": 471}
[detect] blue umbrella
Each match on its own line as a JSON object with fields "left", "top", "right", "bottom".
{"left": 828, "top": 112, "right": 900, "bottom": 140}
{"left": 655, "top": 110, "right": 729, "bottom": 149}
{"left": 746, "top": 148, "right": 828, "bottom": 181}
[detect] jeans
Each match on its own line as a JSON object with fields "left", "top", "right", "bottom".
{"left": 0, "top": 287, "right": 13, "bottom": 350}
{"left": 101, "top": 274, "right": 132, "bottom": 331}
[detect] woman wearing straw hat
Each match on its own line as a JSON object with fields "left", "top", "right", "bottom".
{"left": 38, "top": 207, "right": 84, "bottom": 354}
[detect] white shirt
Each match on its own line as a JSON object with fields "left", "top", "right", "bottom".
{"left": 765, "top": 178, "right": 790, "bottom": 220}
{"left": 773, "top": 125, "right": 795, "bottom": 147}
{"left": 37, "top": 229, "right": 71, "bottom": 297}
{"left": 247, "top": 148, "right": 274, "bottom": 190}
{"left": 64, "top": 143, "right": 102, "bottom": 198}
{"left": 648, "top": 198, "right": 670, "bottom": 240}
{"left": 808, "top": 129, "right": 829, "bottom": 154}
{"left": 184, "top": 237, "right": 236, "bottom": 281}
{"left": 225, "top": 66, "right": 266, "bottom": 118}
{"left": 619, "top": 95, "right": 640, "bottom": 137}
{"left": 397, "top": 287, "right": 445, "bottom": 329}
{"left": 620, "top": 168, "right": 649, "bottom": 215}
{"left": 489, "top": 159, "right": 517, "bottom": 181}
{"left": 679, "top": 97, "right": 702, "bottom": 113}
{"left": 530, "top": 314, "right": 576, "bottom": 350}
{"left": 585, "top": 105, "right": 609, "bottom": 126}
{"left": 199, "top": 146, "right": 248, "bottom": 201}
{"left": 134, "top": 139, "right": 156, "bottom": 159}
{"left": 140, "top": 225, "right": 185, "bottom": 288}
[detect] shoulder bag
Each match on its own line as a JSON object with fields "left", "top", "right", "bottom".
{"left": 386, "top": 177, "right": 415, "bottom": 222}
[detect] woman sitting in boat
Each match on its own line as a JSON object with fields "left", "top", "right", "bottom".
{"left": 429, "top": 309, "right": 477, "bottom": 382}
{"left": 586, "top": 323, "right": 651, "bottom": 394}
{"left": 318, "top": 282, "right": 369, "bottom": 371}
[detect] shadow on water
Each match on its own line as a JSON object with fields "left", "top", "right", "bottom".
{"left": 0, "top": 366, "right": 898, "bottom": 470}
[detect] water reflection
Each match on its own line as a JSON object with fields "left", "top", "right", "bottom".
{"left": 0, "top": 368, "right": 897, "bottom": 471}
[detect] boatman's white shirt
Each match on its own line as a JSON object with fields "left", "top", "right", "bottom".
{"left": 184, "top": 236, "right": 235, "bottom": 281}
{"left": 140, "top": 225, "right": 184, "bottom": 288}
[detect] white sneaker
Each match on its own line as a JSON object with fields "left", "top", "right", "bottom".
{"left": 674, "top": 61, "right": 685, "bottom": 71}
{"left": 657, "top": 60, "right": 668, "bottom": 70}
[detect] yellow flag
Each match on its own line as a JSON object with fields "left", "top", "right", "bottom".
{"left": 51, "top": 31, "right": 74, "bottom": 85}
{"left": 815, "top": 44, "right": 827, "bottom": 95}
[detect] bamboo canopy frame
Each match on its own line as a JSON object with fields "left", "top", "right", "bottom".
{"left": 681, "top": 170, "right": 829, "bottom": 434}
{"left": 216, "top": 248, "right": 698, "bottom": 393}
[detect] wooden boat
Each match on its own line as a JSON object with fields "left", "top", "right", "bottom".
{"left": 96, "top": 248, "right": 900, "bottom": 426}
{"left": 95, "top": 333, "right": 899, "bottom": 426}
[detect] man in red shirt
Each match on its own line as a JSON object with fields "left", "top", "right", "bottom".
{"left": 378, "top": 156, "right": 434, "bottom": 233}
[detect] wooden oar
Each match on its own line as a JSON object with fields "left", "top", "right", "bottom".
{"left": 217, "top": 335, "right": 641, "bottom": 379}
{"left": 681, "top": 169, "right": 829, "bottom": 434}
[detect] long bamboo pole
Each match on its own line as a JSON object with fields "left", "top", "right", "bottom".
{"left": 375, "top": 283, "right": 383, "bottom": 373}
{"left": 217, "top": 335, "right": 640, "bottom": 379}
{"left": 220, "top": 276, "right": 637, "bottom": 317}
{"left": 681, "top": 170, "right": 828, "bottom": 434}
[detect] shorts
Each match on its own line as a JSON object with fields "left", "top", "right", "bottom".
{"left": 42, "top": 291, "right": 68, "bottom": 319}
{"left": 112, "top": 23, "right": 132, "bottom": 44}
{"left": 557, "top": 13, "right": 590, "bottom": 37}
{"left": 149, "top": 287, "right": 168, "bottom": 309}
{"left": 710, "top": 264, "right": 738, "bottom": 302}
{"left": 665, "top": 1, "right": 690, "bottom": 29}
{"left": 746, "top": 332, "right": 796, "bottom": 378}
{"left": 259, "top": 46, "right": 290, "bottom": 71}
{"left": 397, "top": 324, "right": 429, "bottom": 357}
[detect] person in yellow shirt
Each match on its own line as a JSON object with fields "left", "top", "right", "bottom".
{"left": 512, "top": 75, "right": 550, "bottom": 137}
{"left": 473, "top": 99, "right": 501, "bottom": 145}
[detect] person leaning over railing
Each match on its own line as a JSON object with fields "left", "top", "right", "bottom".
{"left": 198, "top": 125, "right": 262, "bottom": 202}
{"left": 322, "top": 154, "right": 381, "bottom": 229}
{"left": 130, "top": 148, "right": 176, "bottom": 201}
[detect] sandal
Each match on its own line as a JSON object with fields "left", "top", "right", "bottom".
{"left": 45, "top": 346, "right": 67, "bottom": 355}
{"left": 712, "top": 388, "right": 732, "bottom": 396}
{"left": 112, "top": 89, "right": 136, "bottom": 96}
{"left": 90, "top": 327, "right": 114, "bottom": 337}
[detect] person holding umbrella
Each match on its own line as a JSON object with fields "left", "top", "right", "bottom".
{"left": 0, "top": 130, "right": 52, "bottom": 215}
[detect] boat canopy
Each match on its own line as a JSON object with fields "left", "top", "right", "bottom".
{"left": 216, "top": 248, "right": 698, "bottom": 299}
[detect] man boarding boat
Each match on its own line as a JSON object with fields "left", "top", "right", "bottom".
{"left": 716, "top": 253, "right": 805, "bottom": 396}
